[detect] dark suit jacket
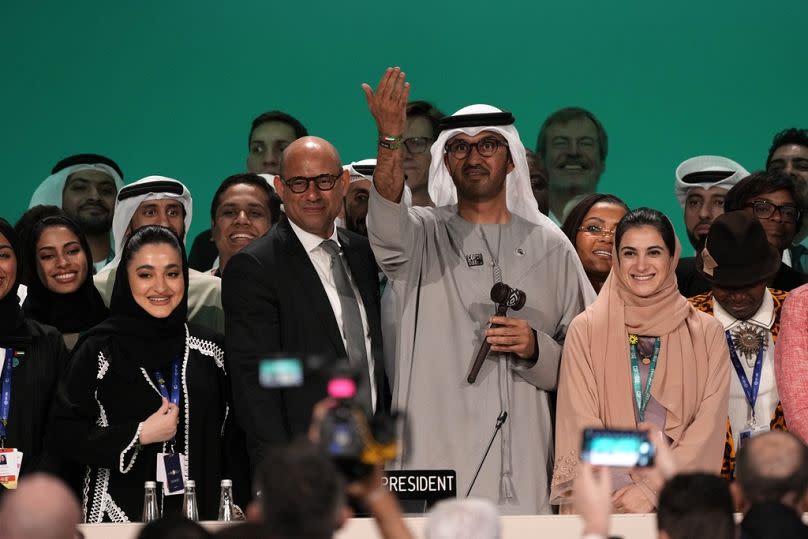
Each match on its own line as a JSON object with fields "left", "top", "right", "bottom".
{"left": 222, "top": 217, "right": 388, "bottom": 469}
{"left": 741, "top": 502, "right": 808, "bottom": 539}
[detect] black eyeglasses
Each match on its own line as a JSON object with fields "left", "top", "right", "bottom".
{"left": 282, "top": 173, "right": 341, "bottom": 194}
{"left": 402, "top": 137, "right": 433, "bottom": 154}
{"left": 444, "top": 137, "right": 509, "bottom": 159}
{"left": 746, "top": 199, "right": 801, "bottom": 224}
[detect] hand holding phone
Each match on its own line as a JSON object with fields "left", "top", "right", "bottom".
{"left": 580, "top": 428, "right": 655, "bottom": 468}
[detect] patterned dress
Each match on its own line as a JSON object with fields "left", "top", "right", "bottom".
{"left": 688, "top": 289, "right": 788, "bottom": 480}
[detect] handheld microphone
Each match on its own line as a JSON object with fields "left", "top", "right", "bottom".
{"left": 467, "top": 282, "right": 527, "bottom": 384}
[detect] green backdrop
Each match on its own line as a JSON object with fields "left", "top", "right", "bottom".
{"left": 3, "top": 1, "right": 807, "bottom": 255}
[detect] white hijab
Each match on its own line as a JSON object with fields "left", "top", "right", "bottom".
{"left": 103, "top": 176, "right": 193, "bottom": 271}
{"left": 29, "top": 163, "right": 124, "bottom": 208}
{"left": 427, "top": 104, "right": 550, "bottom": 227}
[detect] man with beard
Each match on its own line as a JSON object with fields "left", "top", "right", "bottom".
{"left": 363, "top": 68, "right": 593, "bottom": 514}
{"left": 343, "top": 159, "right": 375, "bottom": 236}
{"left": 536, "top": 107, "right": 607, "bottom": 224}
{"left": 29, "top": 154, "right": 124, "bottom": 272}
{"left": 673, "top": 155, "right": 748, "bottom": 297}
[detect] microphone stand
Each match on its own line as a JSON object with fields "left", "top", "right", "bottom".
{"left": 465, "top": 411, "right": 508, "bottom": 497}
{"left": 467, "top": 303, "right": 509, "bottom": 384}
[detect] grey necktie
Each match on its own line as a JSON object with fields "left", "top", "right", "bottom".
{"left": 320, "top": 240, "right": 373, "bottom": 412}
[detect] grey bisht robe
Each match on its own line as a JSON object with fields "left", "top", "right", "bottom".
{"left": 368, "top": 188, "right": 594, "bottom": 514}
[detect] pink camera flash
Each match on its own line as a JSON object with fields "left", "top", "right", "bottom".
{"left": 328, "top": 378, "right": 357, "bottom": 399}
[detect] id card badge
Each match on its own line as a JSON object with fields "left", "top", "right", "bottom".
{"left": 739, "top": 423, "right": 768, "bottom": 448}
{"left": 156, "top": 452, "right": 186, "bottom": 495}
{"left": 0, "top": 448, "right": 22, "bottom": 489}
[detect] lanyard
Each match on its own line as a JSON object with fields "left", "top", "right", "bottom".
{"left": 0, "top": 349, "right": 14, "bottom": 441}
{"left": 725, "top": 330, "right": 764, "bottom": 423}
{"left": 630, "top": 337, "right": 660, "bottom": 422}
{"left": 152, "top": 356, "right": 182, "bottom": 408}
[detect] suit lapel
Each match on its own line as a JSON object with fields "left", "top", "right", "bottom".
{"left": 278, "top": 220, "right": 347, "bottom": 357}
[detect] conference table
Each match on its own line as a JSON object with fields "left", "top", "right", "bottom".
{"left": 78, "top": 513, "right": 660, "bottom": 538}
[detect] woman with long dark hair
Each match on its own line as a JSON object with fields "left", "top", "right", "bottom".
{"left": 22, "top": 215, "right": 108, "bottom": 348}
{"left": 0, "top": 218, "right": 69, "bottom": 478}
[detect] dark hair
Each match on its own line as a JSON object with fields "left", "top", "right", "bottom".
{"left": 121, "top": 225, "right": 184, "bottom": 270}
{"left": 536, "top": 107, "right": 608, "bottom": 161}
{"left": 724, "top": 170, "right": 805, "bottom": 230}
{"left": 14, "top": 205, "right": 67, "bottom": 286}
{"left": 255, "top": 441, "right": 343, "bottom": 539}
{"left": 210, "top": 173, "right": 281, "bottom": 224}
{"left": 766, "top": 128, "right": 808, "bottom": 168}
{"left": 657, "top": 473, "right": 734, "bottom": 539}
{"left": 28, "top": 214, "right": 94, "bottom": 283}
{"left": 51, "top": 153, "right": 124, "bottom": 179}
{"left": 736, "top": 431, "right": 808, "bottom": 505}
{"left": 249, "top": 111, "right": 308, "bottom": 145}
{"left": 406, "top": 100, "right": 445, "bottom": 139}
{"left": 615, "top": 207, "right": 676, "bottom": 255}
{"left": 137, "top": 514, "right": 212, "bottom": 539}
{"left": 561, "top": 193, "right": 629, "bottom": 247}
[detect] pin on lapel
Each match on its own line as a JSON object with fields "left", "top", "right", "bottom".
{"left": 466, "top": 253, "right": 484, "bottom": 267}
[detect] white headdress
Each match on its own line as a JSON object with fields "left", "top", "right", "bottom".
{"left": 29, "top": 163, "right": 124, "bottom": 208}
{"left": 674, "top": 155, "right": 749, "bottom": 208}
{"left": 427, "top": 104, "right": 549, "bottom": 226}
{"left": 103, "top": 176, "right": 193, "bottom": 271}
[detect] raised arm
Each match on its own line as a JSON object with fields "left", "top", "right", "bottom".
{"left": 361, "top": 67, "right": 410, "bottom": 203}
{"left": 776, "top": 288, "right": 808, "bottom": 442}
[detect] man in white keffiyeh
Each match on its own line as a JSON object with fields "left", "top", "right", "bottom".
{"left": 362, "top": 68, "right": 595, "bottom": 514}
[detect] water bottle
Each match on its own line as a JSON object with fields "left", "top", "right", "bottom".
{"left": 182, "top": 480, "right": 199, "bottom": 521}
{"left": 217, "top": 479, "right": 235, "bottom": 521}
{"left": 142, "top": 481, "right": 160, "bottom": 523}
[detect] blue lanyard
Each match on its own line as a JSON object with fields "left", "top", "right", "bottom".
{"left": 725, "top": 330, "right": 764, "bottom": 422}
{"left": 630, "top": 337, "right": 660, "bottom": 422}
{"left": 152, "top": 356, "right": 182, "bottom": 407}
{"left": 0, "top": 349, "right": 14, "bottom": 441}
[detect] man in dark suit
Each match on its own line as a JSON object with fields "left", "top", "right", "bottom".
{"left": 734, "top": 431, "right": 808, "bottom": 539}
{"left": 222, "top": 136, "right": 387, "bottom": 471}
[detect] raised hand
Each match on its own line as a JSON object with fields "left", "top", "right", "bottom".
{"left": 362, "top": 67, "right": 410, "bottom": 137}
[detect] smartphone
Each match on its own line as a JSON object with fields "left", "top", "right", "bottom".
{"left": 580, "top": 428, "right": 655, "bottom": 467}
{"left": 259, "top": 358, "right": 304, "bottom": 388}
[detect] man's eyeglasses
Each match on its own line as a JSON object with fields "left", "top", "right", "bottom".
{"left": 746, "top": 199, "right": 801, "bottom": 224}
{"left": 577, "top": 225, "right": 616, "bottom": 237}
{"left": 444, "top": 137, "right": 509, "bottom": 160}
{"left": 402, "top": 137, "right": 433, "bottom": 154}
{"left": 282, "top": 173, "right": 341, "bottom": 194}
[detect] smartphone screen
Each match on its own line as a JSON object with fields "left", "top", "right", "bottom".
{"left": 259, "top": 358, "right": 304, "bottom": 388}
{"left": 580, "top": 428, "right": 655, "bottom": 467}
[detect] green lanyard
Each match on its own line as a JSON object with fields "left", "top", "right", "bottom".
{"left": 629, "top": 337, "right": 660, "bottom": 422}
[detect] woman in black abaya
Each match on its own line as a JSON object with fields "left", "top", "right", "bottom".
{"left": 48, "top": 225, "right": 231, "bottom": 521}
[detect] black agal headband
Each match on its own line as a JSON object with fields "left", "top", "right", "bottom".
{"left": 117, "top": 180, "right": 184, "bottom": 201}
{"left": 438, "top": 111, "right": 515, "bottom": 132}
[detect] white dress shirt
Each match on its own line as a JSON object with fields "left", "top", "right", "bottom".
{"left": 713, "top": 289, "right": 778, "bottom": 449}
{"left": 288, "top": 220, "right": 377, "bottom": 411}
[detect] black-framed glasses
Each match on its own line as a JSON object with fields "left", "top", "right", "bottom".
{"left": 746, "top": 199, "right": 801, "bottom": 224}
{"left": 402, "top": 137, "right": 433, "bottom": 154}
{"left": 444, "top": 137, "right": 509, "bottom": 159}
{"left": 282, "top": 173, "right": 341, "bottom": 194}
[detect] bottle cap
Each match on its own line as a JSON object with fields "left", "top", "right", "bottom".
{"left": 145, "top": 481, "right": 157, "bottom": 488}
{"left": 221, "top": 479, "right": 232, "bottom": 487}
{"left": 186, "top": 480, "right": 196, "bottom": 488}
